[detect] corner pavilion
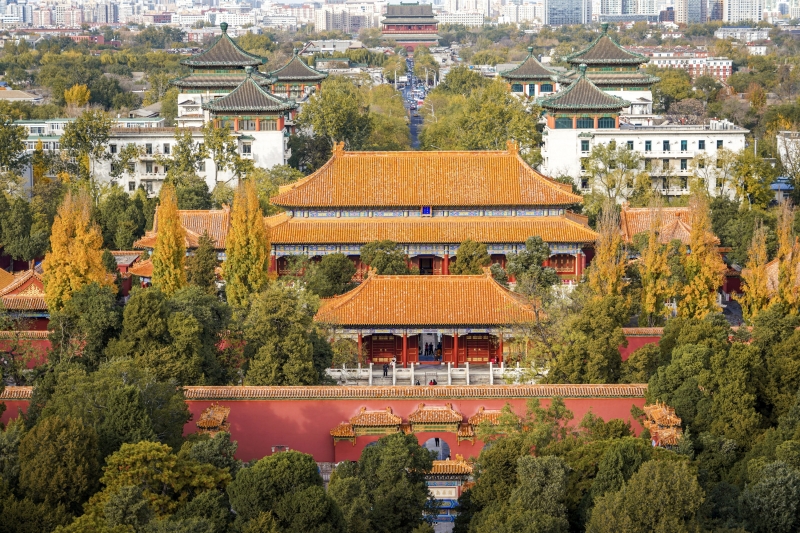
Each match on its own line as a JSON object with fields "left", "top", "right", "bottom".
{"left": 267, "top": 142, "right": 598, "bottom": 280}
{"left": 315, "top": 271, "right": 537, "bottom": 367}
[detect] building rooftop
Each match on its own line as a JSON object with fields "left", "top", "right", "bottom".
{"left": 181, "top": 22, "right": 266, "bottom": 68}
{"left": 315, "top": 271, "right": 537, "bottom": 327}
{"left": 134, "top": 206, "right": 230, "bottom": 250}
{"left": 269, "top": 49, "right": 328, "bottom": 82}
{"left": 271, "top": 142, "right": 582, "bottom": 208}
{"left": 202, "top": 67, "right": 297, "bottom": 113}
{"left": 565, "top": 23, "right": 649, "bottom": 66}
{"left": 266, "top": 213, "right": 598, "bottom": 245}
{"left": 0, "top": 269, "right": 46, "bottom": 312}
{"left": 500, "top": 47, "right": 559, "bottom": 81}
{"left": 619, "top": 206, "right": 691, "bottom": 244}
{"left": 539, "top": 66, "right": 630, "bottom": 112}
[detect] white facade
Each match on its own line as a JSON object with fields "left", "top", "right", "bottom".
{"left": 436, "top": 11, "right": 485, "bottom": 24}
{"left": 714, "top": 27, "right": 770, "bottom": 40}
{"left": 541, "top": 119, "right": 748, "bottom": 198}
{"left": 17, "top": 115, "right": 288, "bottom": 197}
{"left": 723, "top": 0, "right": 763, "bottom": 22}
{"left": 501, "top": 4, "right": 540, "bottom": 22}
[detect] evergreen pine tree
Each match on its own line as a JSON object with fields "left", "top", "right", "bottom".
{"left": 223, "top": 179, "right": 269, "bottom": 307}
{"left": 187, "top": 232, "right": 218, "bottom": 294}
{"left": 678, "top": 195, "right": 726, "bottom": 319}
{"left": 450, "top": 239, "right": 491, "bottom": 275}
{"left": 151, "top": 184, "right": 186, "bottom": 297}
{"left": 43, "top": 191, "right": 115, "bottom": 311}
{"left": 776, "top": 200, "right": 800, "bottom": 314}
{"left": 737, "top": 219, "right": 771, "bottom": 321}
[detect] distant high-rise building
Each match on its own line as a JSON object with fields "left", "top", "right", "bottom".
{"left": 708, "top": 0, "right": 724, "bottom": 19}
{"left": 676, "top": 0, "right": 706, "bottom": 22}
{"left": 544, "top": 0, "right": 591, "bottom": 24}
{"left": 723, "top": 0, "right": 762, "bottom": 21}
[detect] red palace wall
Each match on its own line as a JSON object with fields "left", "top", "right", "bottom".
{"left": 620, "top": 328, "right": 664, "bottom": 361}
{"left": 183, "top": 392, "right": 646, "bottom": 463}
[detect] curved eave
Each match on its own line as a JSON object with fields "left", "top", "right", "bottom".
{"left": 273, "top": 74, "right": 328, "bottom": 82}
{"left": 202, "top": 103, "right": 297, "bottom": 113}
{"left": 567, "top": 58, "right": 645, "bottom": 65}
{"left": 502, "top": 73, "right": 557, "bottom": 81}
{"left": 542, "top": 104, "right": 628, "bottom": 112}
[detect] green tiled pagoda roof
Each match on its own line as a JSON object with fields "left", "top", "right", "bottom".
{"left": 500, "top": 47, "right": 558, "bottom": 81}
{"left": 561, "top": 70, "right": 660, "bottom": 86}
{"left": 269, "top": 50, "right": 328, "bottom": 82}
{"left": 565, "top": 24, "right": 648, "bottom": 66}
{"left": 172, "top": 73, "right": 275, "bottom": 89}
{"left": 381, "top": 17, "right": 440, "bottom": 24}
{"left": 181, "top": 23, "right": 266, "bottom": 68}
{"left": 539, "top": 65, "right": 629, "bottom": 111}
{"left": 202, "top": 68, "right": 297, "bottom": 113}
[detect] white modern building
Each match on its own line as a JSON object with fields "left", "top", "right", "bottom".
{"left": 436, "top": 11, "right": 485, "bottom": 25}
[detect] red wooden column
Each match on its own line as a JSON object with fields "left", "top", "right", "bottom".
{"left": 498, "top": 333, "right": 504, "bottom": 364}
{"left": 357, "top": 333, "right": 363, "bottom": 363}
{"left": 268, "top": 254, "right": 277, "bottom": 274}
{"left": 453, "top": 331, "right": 459, "bottom": 368}
{"left": 402, "top": 333, "right": 408, "bottom": 368}
{"left": 443, "top": 254, "right": 450, "bottom": 275}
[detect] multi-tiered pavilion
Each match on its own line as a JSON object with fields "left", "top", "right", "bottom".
{"left": 560, "top": 24, "right": 659, "bottom": 115}
{"left": 381, "top": 3, "right": 440, "bottom": 52}
{"left": 315, "top": 271, "right": 537, "bottom": 367}
{"left": 267, "top": 142, "right": 597, "bottom": 280}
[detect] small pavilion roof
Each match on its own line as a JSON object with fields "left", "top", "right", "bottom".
{"left": 500, "top": 47, "right": 558, "bottom": 81}
{"left": 202, "top": 68, "right": 297, "bottom": 113}
{"left": 315, "top": 271, "right": 538, "bottom": 327}
{"left": 429, "top": 458, "right": 473, "bottom": 475}
{"left": 619, "top": 206, "right": 691, "bottom": 244}
{"left": 0, "top": 269, "right": 46, "bottom": 312}
{"left": 181, "top": 23, "right": 266, "bottom": 68}
{"left": 539, "top": 65, "right": 629, "bottom": 112}
{"left": 349, "top": 407, "right": 402, "bottom": 427}
{"left": 271, "top": 142, "right": 582, "bottom": 208}
{"left": 269, "top": 50, "right": 328, "bottom": 82}
{"left": 129, "top": 259, "right": 154, "bottom": 278}
{"left": 134, "top": 206, "right": 230, "bottom": 250}
{"left": 564, "top": 24, "right": 648, "bottom": 66}
{"left": 266, "top": 213, "right": 598, "bottom": 245}
{"left": 409, "top": 403, "right": 463, "bottom": 424}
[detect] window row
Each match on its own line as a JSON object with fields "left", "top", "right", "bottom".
{"left": 555, "top": 117, "right": 615, "bottom": 129}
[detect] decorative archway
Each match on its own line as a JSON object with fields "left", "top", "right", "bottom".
{"left": 423, "top": 437, "right": 451, "bottom": 460}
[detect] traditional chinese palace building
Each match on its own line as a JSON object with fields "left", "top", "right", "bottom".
{"left": 560, "top": 23, "right": 659, "bottom": 115}
{"left": 268, "top": 143, "right": 596, "bottom": 278}
{"left": 381, "top": 3, "right": 439, "bottom": 51}
{"left": 315, "top": 272, "right": 537, "bottom": 367}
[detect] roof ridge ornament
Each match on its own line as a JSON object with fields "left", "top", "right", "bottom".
{"left": 333, "top": 141, "right": 346, "bottom": 156}
{"left": 506, "top": 139, "right": 519, "bottom": 154}
{"left": 579, "top": 63, "right": 587, "bottom": 76}
{"left": 601, "top": 22, "right": 609, "bottom": 33}
{"left": 220, "top": 22, "right": 228, "bottom": 33}
{"left": 527, "top": 46, "right": 533, "bottom": 55}
{"left": 244, "top": 65, "right": 253, "bottom": 77}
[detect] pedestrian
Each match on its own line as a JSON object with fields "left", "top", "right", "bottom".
{"left": 383, "top": 363, "right": 388, "bottom": 377}
{"left": 415, "top": 379, "right": 420, "bottom": 386}
{"left": 428, "top": 379, "right": 434, "bottom": 386}
{"left": 432, "top": 378, "right": 437, "bottom": 385}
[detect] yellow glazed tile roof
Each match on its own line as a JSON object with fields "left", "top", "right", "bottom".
{"left": 350, "top": 407, "right": 403, "bottom": 426}
{"left": 315, "top": 272, "right": 537, "bottom": 327}
{"left": 467, "top": 407, "right": 505, "bottom": 425}
{"left": 409, "top": 403, "right": 464, "bottom": 424}
{"left": 268, "top": 215, "right": 598, "bottom": 245}
{"left": 3, "top": 384, "right": 649, "bottom": 401}
{"left": 619, "top": 206, "right": 691, "bottom": 243}
{"left": 271, "top": 144, "right": 582, "bottom": 208}
{"left": 134, "top": 206, "right": 230, "bottom": 250}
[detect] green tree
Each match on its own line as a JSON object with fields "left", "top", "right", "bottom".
{"left": 360, "top": 240, "right": 410, "bottom": 275}
{"left": 39, "top": 359, "right": 190, "bottom": 457}
{"left": 382, "top": 54, "right": 407, "bottom": 83}
{"left": 18, "top": 415, "right": 101, "bottom": 514}
{"left": 47, "top": 282, "right": 121, "bottom": 370}
{"left": 587, "top": 460, "right": 704, "bottom": 533}
{"left": 0, "top": 115, "right": 29, "bottom": 183}
{"left": 60, "top": 109, "right": 112, "bottom": 185}
{"left": 583, "top": 142, "right": 649, "bottom": 204}
{"left": 432, "top": 65, "right": 487, "bottom": 97}
{"left": 227, "top": 450, "right": 344, "bottom": 532}
{"left": 161, "top": 128, "right": 208, "bottom": 187}
{"left": 506, "top": 236, "right": 560, "bottom": 293}
{"left": 305, "top": 253, "right": 356, "bottom": 297}
{"left": 243, "top": 283, "right": 320, "bottom": 385}
{"left": 202, "top": 121, "right": 239, "bottom": 183}
{"left": 297, "top": 75, "right": 372, "bottom": 149}
{"left": 0, "top": 195, "right": 49, "bottom": 262}
{"left": 223, "top": 180, "right": 269, "bottom": 307}
{"left": 740, "top": 461, "right": 800, "bottom": 533}
{"left": 187, "top": 232, "right": 218, "bottom": 294}
{"left": 96, "top": 185, "right": 146, "bottom": 249}
{"left": 328, "top": 432, "right": 434, "bottom": 533}
{"left": 451, "top": 239, "right": 491, "bottom": 275}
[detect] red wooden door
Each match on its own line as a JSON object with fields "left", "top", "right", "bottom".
{"left": 370, "top": 335, "right": 398, "bottom": 363}
{"left": 464, "top": 334, "right": 490, "bottom": 363}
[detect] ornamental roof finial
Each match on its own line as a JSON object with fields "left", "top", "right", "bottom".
{"left": 220, "top": 22, "right": 228, "bottom": 33}
{"left": 293, "top": 47, "right": 299, "bottom": 56}
{"left": 527, "top": 46, "right": 533, "bottom": 55}
{"left": 244, "top": 65, "right": 253, "bottom": 77}
{"left": 601, "top": 22, "right": 609, "bottom": 33}
{"left": 579, "top": 63, "right": 587, "bottom": 76}
{"left": 506, "top": 139, "right": 519, "bottom": 154}
{"left": 333, "top": 141, "right": 345, "bottom": 155}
